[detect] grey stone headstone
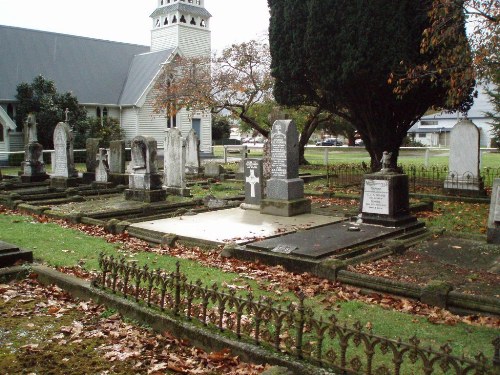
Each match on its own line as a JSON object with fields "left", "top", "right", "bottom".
{"left": 487, "top": 178, "right": 500, "bottom": 244}
{"left": 85, "top": 138, "right": 101, "bottom": 173}
{"left": 185, "top": 129, "right": 200, "bottom": 174}
{"left": 204, "top": 163, "right": 225, "bottom": 177}
{"left": 244, "top": 158, "right": 264, "bottom": 205}
{"left": 109, "top": 140, "right": 126, "bottom": 174}
{"left": 164, "top": 128, "right": 189, "bottom": 195}
{"left": 444, "top": 119, "right": 484, "bottom": 193}
{"left": 266, "top": 120, "right": 304, "bottom": 200}
{"left": 95, "top": 148, "right": 109, "bottom": 183}
{"left": 128, "top": 136, "right": 161, "bottom": 190}
{"left": 52, "top": 122, "right": 76, "bottom": 178}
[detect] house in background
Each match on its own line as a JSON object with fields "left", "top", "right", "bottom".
{"left": 0, "top": 0, "right": 213, "bottom": 164}
{"left": 408, "top": 84, "right": 496, "bottom": 148}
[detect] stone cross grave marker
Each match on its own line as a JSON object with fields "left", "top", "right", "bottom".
{"left": 244, "top": 158, "right": 263, "bottom": 206}
{"left": 95, "top": 148, "right": 110, "bottom": 183}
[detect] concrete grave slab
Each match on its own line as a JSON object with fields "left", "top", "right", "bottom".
{"left": 0, "top": 240, "right": 33, "bottom": 268}
{"left": 248, "top": 221, "right": 423, "bottom": 259}
{"left": 130, "top": 207, "right": 343, "bottom": 245}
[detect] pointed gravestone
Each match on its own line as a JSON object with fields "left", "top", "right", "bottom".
{"left": 260, "top": 120, "right": 310, "bottom": 216}
{"left": 185, "top": 129, "right": 201, "bottom": 175}
{"left": 82, "top": 138, "right": 101, "bottom": 184}
{"left": 21, "top": 113, "right": 49, "bottom": 183}
{"left": 487, "top": 178, "right": 500, "bottom": 244}
{"left": 124, "top": 136, "right": 165, "bottom": 202}
{"left": 51, "top": 121, "right": 78, "bottom": 188}
{"left": 240, "top": 158, "right": 264, "bottom": 210}
{"left": 164, "top": 128, "right": 191, "bottom": 197}
{"left": 444, "top": 119, "right": 485, "bottom": 196}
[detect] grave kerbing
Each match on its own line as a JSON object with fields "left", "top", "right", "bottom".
{"left": 487, "top": 178, "right": 500, "bottom": 244}
{"left": 260, "top": 120, "right": 311, "bottom": 217}
{"left": 124, "top": 136, "right": 166, "bottom": 202}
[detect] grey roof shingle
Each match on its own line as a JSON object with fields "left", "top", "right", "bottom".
{"left": 150, "top": 3, "right": 212, "bottom": 19}
{"left": 0, "top": 25, "right": 150, "bottom": 105}
{"left": 119, "top": 49, "right": 175, "bottom": 106}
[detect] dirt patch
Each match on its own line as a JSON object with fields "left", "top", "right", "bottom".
{"left": 352, "top": 236, "right": 500, "bottom": 297}
{"left": 49, "top": 195, "right": 149, "bottom": 215}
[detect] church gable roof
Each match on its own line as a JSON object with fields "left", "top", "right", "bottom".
{"left": 0, "top": 25, "right": 150, "bottom": 105}
{"left": 150, "top": 3, "right": 212, "bottom": 19}
{"left": 119, "top": 48, "right": 175, "bottom": 106}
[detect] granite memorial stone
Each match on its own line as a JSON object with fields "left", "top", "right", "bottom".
{"left": 241, "top": 158, "right": 264, "bottom": 210}
{"left": 444, "top": 119, "right": 485, "bottom": 196}
{"left": 204, "top": 163, "right": 225, "bottom": 178}
{"left": 260, "top": 120, "right": 311, "bottom": 216}
{"left": 163, "top": 128, "right": 190, "bottom": 196}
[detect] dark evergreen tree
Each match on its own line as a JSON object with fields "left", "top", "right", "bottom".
{"left": 15, "top": 75, "right": 87, "bottom": 149}
{"left": 268, "top": 0, "right": 475, "bottom": 170}
{"left": 211, "top": 115, "right": 232, "bottom": 141}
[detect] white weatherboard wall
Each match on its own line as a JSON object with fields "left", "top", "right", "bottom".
{"left": 121, "top": 107, "right": 140, "bottom": 143}
{"left": 138, "top": 90, "right": 168, "bottom": 148}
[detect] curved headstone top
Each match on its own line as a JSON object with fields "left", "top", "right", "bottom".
{"left": 130, "top": 135, "right": 158, "bottom": 174}
{"left": 53, "top": 122, "right": 77, "bottom": 178}
{"left": 271, "top": 120, "right": 299, "bottom": 180}
{"left": 449, "top": 118, "right": 480, "bottom": 177}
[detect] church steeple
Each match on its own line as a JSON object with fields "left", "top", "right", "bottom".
{"left": 150, "top": 0, "right": 211, "bottom": 57}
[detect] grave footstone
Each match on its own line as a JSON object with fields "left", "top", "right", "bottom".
{"left": 124, "top": 136, "right": 165, "bottom": 202}
{"left": 240, "top": 158, "right": 264, "bottom": 210}
{"left": 360, "top": 152, "right": 417, "bottom": 227}
{"left": 487, "top": 178, "right": 500, "bottom": 244}
{"left": 185, "top": 129, "right": 201, "bottom": 175}
{"left": 82, "top": 138, "right": 101, "bottom": 184}
{"left": 20, "top": 113, "right": 49, "bottom": 183}
{"left": 163, "top": 128, "right": 191, "bottom": 197}
{"left": 260, "top": 120, "right": 311, "bottom": 217}
{"left": 444, "top": 119, "right": 485, "bottom": 196}
{"left": 51, "top": 121, "right": 78, "bottom": 188}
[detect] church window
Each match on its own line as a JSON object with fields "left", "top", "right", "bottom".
{"left": 164, "top": 17, "right": 169, "bottom": 25}
{"left": 196, "top": 0, "right": 201, "bottom": 5}
{"left": 200, "top": 19, "right": 206, "bottom": 27}
{"left": 172, "top": 15, "right": 177, "bottom": 23}
{"left": 160, "top": 0, "right": 164, "bottom": 5}
{"left": 103, "top": 107, "right": 108, "bottom": 118}
{"left": 180, "top": 15, "right": 186, "bottom": 23}
{"left": 96, "top": 107, "right": 101, "bottom": 118}
{"left": 190, "top": 17, "right": 196, "bottom": 25}
{"left": 155, "top": 18, "right": 161, "bottom": 27}
{"left": 167, "top": 115, "right": 177, "bottom": 129}
{"left": 0, "top": 123, "right": 4, "bottom": 142}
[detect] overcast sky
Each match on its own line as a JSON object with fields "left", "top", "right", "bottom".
{"left": 0, "top": 0, "right": 270, "bottom": 52}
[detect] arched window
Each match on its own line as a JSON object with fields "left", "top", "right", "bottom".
{"left": 155, "top": 18, "right": 161, "bottom": 27}
{"left": 200, "top": 19, "right": 206, "bottom": 27}
{"left": 164, "top": 17, "right": 169, "bottom": 25}
{"left": 190, "top": 17, "right": 196, "bottom": 25}
{"left": 96, "top": 107, "right": 101, "bottom": 118}
{"left": 103, "top": 107, "right": 108, "bottom": 118}
{"left": 180, "top": 15, "right": 186, "bottom": 23}
{"left": 172, "top": 15, "right": 177, "bottom": 23}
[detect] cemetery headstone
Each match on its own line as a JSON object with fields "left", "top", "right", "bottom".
{"left": 20, "top": 113, "right": 49, "bottom": 183}
{"left": 240, "top": 158, "right": 264, "bottom": 210}
{"left": 204, "top": 163, "right": 225, "bottom": 178}
{"left": 359, "top": 151, "right": 417, "bottom": 227}
{"left": 260, "top": 120, "right": 311, "bottom": 217}
{"left": 487, "top": 178, "right": 500, "bottom": 244}
{"left": 163, "top": 128, "right": 190, "bottom": 197}
{"left": 82, "top": 138, "right": 101, "bottom": 184}
{"left": 124, "top": 136, "right": 165, "bottom": 202}
{"left": 185, "top": 129, "right": 201, "bottom": 175}
{"left": 444, "top": 119, "right": 485, "bottom": 196}
{"left": 51, "top": 121, "right": 78, "bottom": 188}
{"left": 108, "top": 140, "right": 127, "bottom": 185}
{"left": 94, "top": 148, "right": 112, "bottom": 186}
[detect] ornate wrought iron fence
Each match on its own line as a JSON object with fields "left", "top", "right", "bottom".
{"left": 327, "top": 164, "right": 500, "bottom": 194}
{"left": 97, "top": 254, "right": 499, "bottom": 375}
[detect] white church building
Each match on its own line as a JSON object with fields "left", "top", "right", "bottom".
{"left": 0, "top": 0, "right": 213, "bottom": 163}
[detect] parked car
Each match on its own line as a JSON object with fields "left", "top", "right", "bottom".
{"left": 316, "top": 138, "right": 343, "bottom": 146}
{"left": 355, "top": 139, "right": 364, "bottom": 147}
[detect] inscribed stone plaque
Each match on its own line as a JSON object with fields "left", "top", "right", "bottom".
{"left": 270, "top": 120, "right": 299, "bottom": 180}
{"left": 362, "top": 179, "right": 389, "bottom": 215}
{"left": 271, "top": 244, "right": 297, "bottom": 254}
{"left": 244, "top": 159, "right": 263, "bottom": 205}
